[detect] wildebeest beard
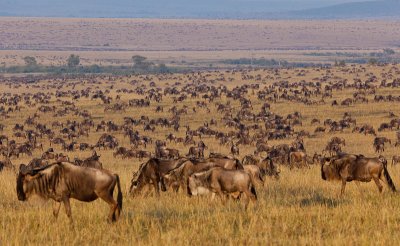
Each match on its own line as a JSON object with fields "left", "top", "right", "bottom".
{"left": 321, "top": 163, "right": 327, "bottom": 181}
{"left": 16, "top": 173, "right": 26, "bottom": 201}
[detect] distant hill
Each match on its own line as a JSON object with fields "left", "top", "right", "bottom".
{"left": 285, "top": 0, "right": 400, "bottom": 19}
{"left": 0, "top": 0, "right": 399, "bottom": 19}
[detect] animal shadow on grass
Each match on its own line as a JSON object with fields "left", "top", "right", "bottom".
{"left": 300, "top": 192, "right": 344, "bottom": 208}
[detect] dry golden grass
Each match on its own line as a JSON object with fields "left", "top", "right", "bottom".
{"left": 1, "top": 64, "right": 400, "bottom": 245}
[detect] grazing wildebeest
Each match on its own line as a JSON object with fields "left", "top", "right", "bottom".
{"left": 16, "top": 162, "right": 122, "bottom": 222}
{"left": 163, "top": 159, "right": 216, "bottom": 192}
{"left": 187, "top": 167, "right": 257, "bottom": 208}
{"left": 164, "top": 154, "right": 245, "bottom": 193}
{"left": 321, "top": 154, "right": 396, "bottom": 195}
{"left": 75, "top": 151, "right": 103, "bottom": 169}
{"left": 129, "top": 157, "right": 188, "bottom": 196}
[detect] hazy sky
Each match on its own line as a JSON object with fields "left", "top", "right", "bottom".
{"left": 0, "top": 0, "right": 387, "bottom": 18}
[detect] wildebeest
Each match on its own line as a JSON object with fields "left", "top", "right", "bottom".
{"left": 373, "top": 137, "right": 391, "bottom": 153}
{"left": 187, "top": 167, "right": 257, "bottom": 208}
{"left": 16, "top": 162, "right": 122, "bottom": 222}
{"left": 0, "top": 157, "right": 14, "bottom": 171}
{"left": 129, "top": 157, "right": 189, "bottom": 196}
{"left": 186, "top": 141, "right": 207, "bottom": 158}
{"left": 74, "top": 151, "right": 102, "bottom": 169}
{"left": 243, "top": 165, "right": 264, "bottom": 186}
{"left": 289, "top": 151, "right": 308, "bottom": 169}
{"left": 392, "top": 155, "right": 400, "bottom": 166}
{"left": 207, "top": 154, "right": 243, "bottom": 170}
{"left": 230, "top": 143, "right": 239, "bottom": 156}
{"left": 321, "top": 154, "right": 396, "bottom": 195}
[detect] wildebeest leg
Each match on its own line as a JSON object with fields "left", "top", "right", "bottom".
{"left": 216, "top": 190, "right": 227, "bottom": 205}
{"left": 141, "top": 185, "right": 150, "bottom": 197}
{"left": 62, "top": 198, "right": 72, "bottom": 220}
{"left": 53, "top": 201, "right": 61, "bottom": 218}
{"left": 290, "top": 159, "right": 295, "bottom": 169}
{"left": 100, "top": 193, "right": 119, "bottom": 222}
{"left": 210, "top": 193, "right": 216, "bottom": 201}
{"left": 340, "top": 179, "right": 346, "bottom": 196}
{"left": 373, "top": 177, "right": 383, "bottom": 193}
{"left": 153, "top": 178, "right": 160, "bottom": 196}
{"left": 241, "top": 192, "right": 250, "bottom": 209}
{"left": 354, "top": 181, "right": 364, "bottom": 197}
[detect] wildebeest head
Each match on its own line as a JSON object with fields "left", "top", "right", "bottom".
{"left": 187, "top": 172, "right": 211, "bottom": 196}
{"left": 320, "top": 157, "right": 341, "bottom": 181}
{"left": 16, "top": 164, "right": 42, "bottom": 201}
{"left": 91, "top": 151, "right": 100, "bottom": 161}
{"left": 129, "top": 180, "right": 139, "bottom": 194}
{"left": 260, "top": 157, "right": 280, "bottom": 179}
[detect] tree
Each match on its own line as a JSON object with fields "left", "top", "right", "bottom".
{"left": 157, "top": 63, "right": 169, "bottom": 73}
{"left": 23, "top": 56, "right": 37, "bottom": 67}
{"left": 368, "top": 58, "right": 378, "bottom": 65}
{"left": 132, "top": 55, "right": 153, "bottom": 71}
{"left": 383, "top": 48, "right": 395, "bottom": 55}
{"left": 132, "top": 55, "right": 147, "bottom": 65}
{"left": 67, "top": 54, "right": 80, "bottom": 67}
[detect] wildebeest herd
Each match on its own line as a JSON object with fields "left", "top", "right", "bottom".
{"left": 1, "top": 64, "right": 400, "bottom": 223}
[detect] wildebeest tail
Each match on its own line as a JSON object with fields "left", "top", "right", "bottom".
{"left": 116, "top": 174, "right": 123, "bottom": 212}
{"left": 383, "top": 163, "right": 396, "bottom": 192}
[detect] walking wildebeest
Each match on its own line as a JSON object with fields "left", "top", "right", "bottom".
{"left": 16, "top": 162, "right": 122, "bottom": 222}
{"left": 321, "top": 154, "right": 396, "bottom": 195}
{"left": 187, "top": 167, "right": 257, "bottom": 208}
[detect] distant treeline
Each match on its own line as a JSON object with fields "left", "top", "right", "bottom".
{"left": 305, "top": 49, "right": 396, "bottom": 58}
{"left": 221, "top": 58, "right": 329, "bottom": 68}
{"left": 0, "top": 64, "right": 178, "bottom": 75}
{"left": 0, "top": 54, "right": 178, "bottom": 75}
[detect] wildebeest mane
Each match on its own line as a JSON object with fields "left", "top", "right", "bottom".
{"left": 17, "top": 163, "right": 64, "bottom": 200}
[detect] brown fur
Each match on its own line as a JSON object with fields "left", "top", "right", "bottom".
{"left": 321, "top": 154, "right": 396, "bottom": 195}
{"left": 188, "top": 167, "right": 257, "bottom": 208}
{"left": 16, "top": 162, "right": 122, "bottom": 222}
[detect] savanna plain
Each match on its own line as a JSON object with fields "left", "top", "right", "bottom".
{"left": 1, "top": 18, "right": 400, "bottom": 246}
